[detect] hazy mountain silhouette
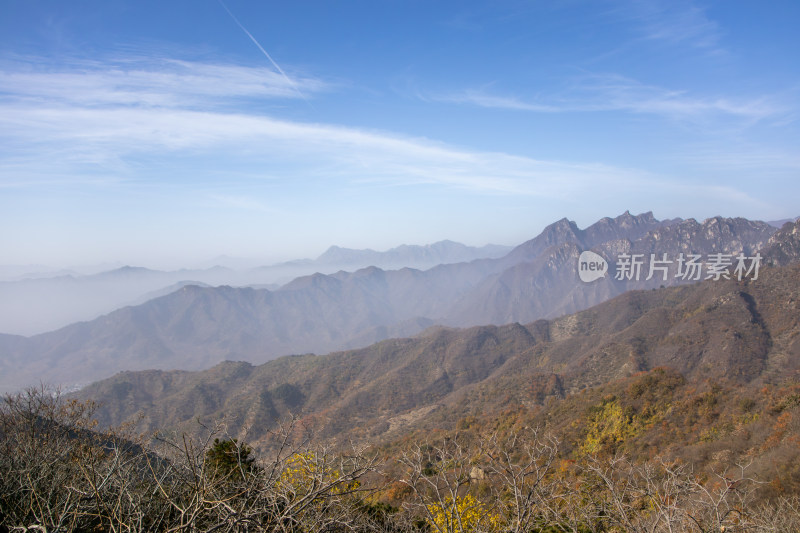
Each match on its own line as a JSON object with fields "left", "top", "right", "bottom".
{"left": 315, "top": 240, "right": 511, "bottom": 268}
{"left": 248, "top": 240, "right": 513, "bottom": 285}
{"left": 0, "top": 241, "right": 511, "bottom": 336}
{"left": 0, "top": 266, "right": 236, "bottom": 336}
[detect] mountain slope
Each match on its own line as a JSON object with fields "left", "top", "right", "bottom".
{"left": 75, "top": 261, "right": 800, "bottom": 450}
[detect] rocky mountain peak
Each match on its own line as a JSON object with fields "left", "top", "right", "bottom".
{"left": 761, "top": 219, "right": 800, "bottom": 266}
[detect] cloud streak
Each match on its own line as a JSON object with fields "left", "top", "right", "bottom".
{"left": 440, "top": 73, "right": 788, "bottom": 123}
{"left": 0, "top": 102, "right": 607, "bottom": 194}
{"left": 0, "top": 56, "right": 326, "bottom": 110}
{"left": 629, "top": 0, "right": 723, "bottom": 53}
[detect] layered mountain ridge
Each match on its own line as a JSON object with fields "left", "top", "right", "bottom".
{"left": 75, "top": 254, "right": 800, "bottom": 450}
{"left": 0, "top": 213, "right": 782, "bottom": 392}
{"left": 0, "top": 240, "right": 513, "bottom": 337}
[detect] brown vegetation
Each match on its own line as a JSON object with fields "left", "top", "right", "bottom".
{"left": 3, "top": 387, "right": 800, "bottom": 532}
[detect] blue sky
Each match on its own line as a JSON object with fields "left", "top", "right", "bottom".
{"left": 1, "top": 1, "right": 798, "bottom": 269}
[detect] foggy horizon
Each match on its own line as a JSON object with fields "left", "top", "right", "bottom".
{"left": 3, "top": 210, "right": 795, "bottom": 275}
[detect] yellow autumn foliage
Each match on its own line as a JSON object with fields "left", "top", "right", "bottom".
{"left": 279, "top": 451, "right": 360, "bottom": 495}
{"left": 426, "top": 492, "right": 502, "bottom": 532}
{"left": 582, "top": 399, "right": 638, "bottom": 455}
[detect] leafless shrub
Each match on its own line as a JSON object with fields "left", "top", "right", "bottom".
{"left": 479, "top": 428, "right": 576, "bottom": 532}
{"left": 397, "top": 436, "right": 499, "bottom": 532}
{"left": 0, "top": 387, "right": 380, "bottom": 532}
{"left": 580, "top": 455, "right": 768, "bottom": 533}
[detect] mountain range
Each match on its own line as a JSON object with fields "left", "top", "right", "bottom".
{"left": 0, "top": 240, "right": 511, "bottom": 337}
{"left": 0, "top": 212, "right": 783, "bottom": 393}
{"left": 74, "top": 226, "right": 800, "bottom": 455}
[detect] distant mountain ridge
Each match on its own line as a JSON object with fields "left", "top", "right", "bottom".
{"left": 767, "top": 216, "right": 800, "bottom": 228}
{"left": 0, "top": 212, "right": 783, "bottom": 393}
{"left": 248, "top": 240, "right": 513, "bottom": 286}
{"left": 0, "top": 240, "right": 511, "bottom": 336}
{"left": 0, "top": 265, "right": 238, "bottom": 337}
{"left": 315, "top": 240, "right": 512, "bottom": 268}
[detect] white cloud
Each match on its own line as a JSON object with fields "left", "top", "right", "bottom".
{"left": 0, "top": 56, "right": 327, "bottom": 109}
{"left": 0, "top": 101, "right": 626, "bottom": 195}
{"left": 443, "top": 90, "right": 559, "bottom": 113}
{"left": 573, "top": 74, "right": 783, "bottom": 120}
{"left": 630, "top": 0, "right": 723, "bottom": 52}
{"left": 440, "top": 73, "right": 787, "bottom": 124}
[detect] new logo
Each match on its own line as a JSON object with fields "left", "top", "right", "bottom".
{"left": 578, "top": 251, "right": 608, "bottom": 283}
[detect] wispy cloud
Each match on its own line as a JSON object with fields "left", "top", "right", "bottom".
{"left": 570, "top": 74, "right": 783, "bottom": 120}
{"left": 440, "top": 73, "right": 787, "bottom": 124}
{"left": 443, "top": 90, "right": 559, "bottom": 113}
{"left": 627, "top": 0, "right": 723, "bottom": 53}
{"left": 0, "top": 56, "right": 327, "bottom": 110}
{"left": 0, "top": 101, "right": 618, "bottom": 196}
